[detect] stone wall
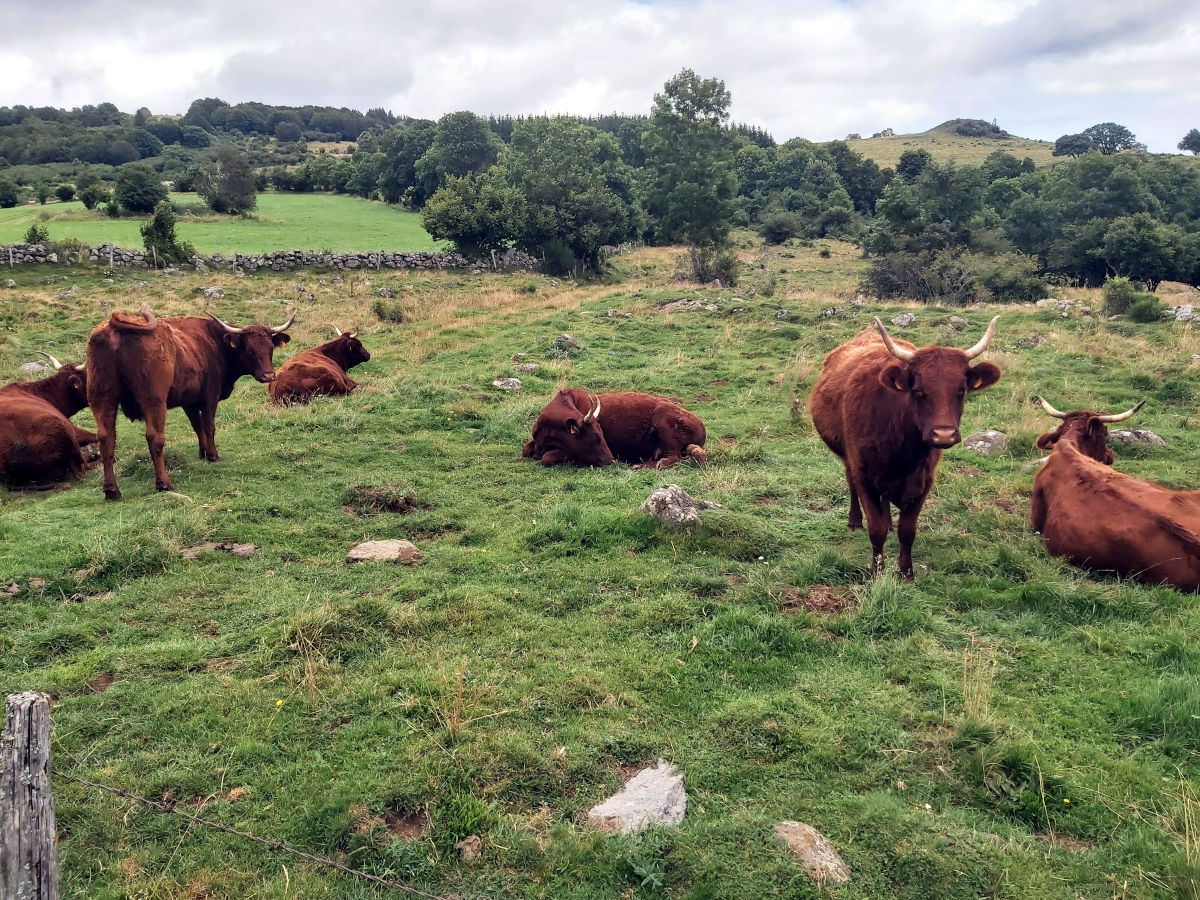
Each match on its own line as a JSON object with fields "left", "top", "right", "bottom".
{"left": 1, "top": 242, "right": 539, "bottom": 274}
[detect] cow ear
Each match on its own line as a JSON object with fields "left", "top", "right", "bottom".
{"left": 69, "top": 373, "right": 83, "bottom": 391}
{"left": 272, "top": 333, "right": 290, "bottom": 347}
{"left": 967, "top": 362, "right": 1001, "bottom": 392}
{"left": 225, "top": 334, "right": 239, "bottom": 349}
{"left": 1035, "top": 430, "right": 1060, "bottom": 450}
{"left": 879, "top": 361, "right": 911, "bottom": 392}
{"left": 566, "top": 418, "right": 579, "bottom": 435}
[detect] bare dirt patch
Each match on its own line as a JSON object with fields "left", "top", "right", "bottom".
{"left": 88, "top": 673, "right": 115, "bottom": 693}
{"left": 779, "top": 585, "right": 856, "bottom": 617}
{"left": 384, "top": 809, "right": 429, "bottom": 841}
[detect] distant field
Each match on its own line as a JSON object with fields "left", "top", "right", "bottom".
{"left": 841, "top": 130, "right": 1059, "bottom": 169}
{"left": 0, "top": 192, "right": 443, "bottom": 254}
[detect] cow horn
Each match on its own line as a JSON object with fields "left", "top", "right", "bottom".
{"left": 874, "top": 317, "right": 915, "bottom": 362}
{"left": 271, "top": 311, "right": 297, "bottom": 334}
{"left": 962, "top": 315, "right": 1000, "bottom": 360}
{"left": 328, "top": 323, "right": 343, "bottom": 336}
{"left": 35, "top": 350, "right": 63, "bottom": 370}
{"left": 583, "top": 394, "right": 601, "bottom": 423}
{"left": 1038, "top": 397, "right": 1068, "bottom": 419}
{"left": 1096, "top": 400, "right": 1145, "bottom": 423}
{"left": 208, "top": 312, "right": 245, "bottom": 334}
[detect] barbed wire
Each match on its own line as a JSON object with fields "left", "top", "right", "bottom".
{"left": 52, "top": 768, "right": 453, "bottom": 900}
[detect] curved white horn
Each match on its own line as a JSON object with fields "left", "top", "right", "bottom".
{"left": 962, "top": 315, "right": 1000, "bottom": 360}
{"left": 271, "top": 311, "right": 297, "bottom": 334}
{"left": 583, "top": 394, "right": 601, "bottom": 423}
{"left": 1038, "top": 396, "right": 1068, "bottom": 419}
{"left": 874, "top": 317, "right": 915, "bottom": 362}
{"left": 1097, "top": 400, "right": 1145, "bottom": 423}
{"left": 208, "top": 312, "right": 245, "bottom": 334}
{"left": 327, "top": 323, "right": 343, "bottom": 336}
{"left": 35, "top": 350, "right": 63, "bottom": 370}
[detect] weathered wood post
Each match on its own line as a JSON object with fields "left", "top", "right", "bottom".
{"left": 1, "top": 692, "right": 58, "bottom": 900}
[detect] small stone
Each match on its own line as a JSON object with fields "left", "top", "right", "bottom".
{"left": 820, "top": 306, "right": 845, "bottom": 319}
{"left": 774, "top": 309, "right": 791, "bottom": 319}
{"left": 377, "top": 287, "right": 394, "bottom": 298}
{"left": 586, "top": 759, "right": 687, "bottom": 834}
{"left": 963, "top": 430, "right": 1009, "bottom": 456}
{"left": 641, "top": 485, "right": 721, "bottom": 528}
{"left": 455, "top": 835, "right": 482, "bottom": 860}
{"left": 775, "top": 821, "right": 851, "bottom": 885}
{"left": 1016, "top": 335, "right": 1045, "bottom": 349}
{"left": 346, "top": 539, "right": 424, "bottom": 564}
{"left": 4, "top": 279, "right": 16, "bottom": 288}
{"left": 493, "top": 377, "right": 522, "bottom": 391}
{"left": 182, "top": 542, "right": 259, "bottom": 559}
{"left": 552, "top": 333, "right": 581, "bottom": 350}
{"left": 203, "top": 286, "right": 224, "bottom": 300}
{"left": 513, "top": 363, "right": 540, "bottom": 374}
{"left": 945, "top": 315, "right": 969, "bottom": 330}
{"left": 1108, "top": 428, "right": 1166, "bottom": 447}
{"left": 891, "top": 313, "right": 916, "bottom": 327}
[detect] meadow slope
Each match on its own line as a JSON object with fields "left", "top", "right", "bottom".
{"left": 1, "top": 241, "right": 1199, "bottom": 899}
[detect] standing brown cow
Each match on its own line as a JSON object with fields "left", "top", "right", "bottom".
{"left": 808, "top": 316, "right": 1001, "bottom": 578}
{"left": 0, "top": 353, "right": 97, "bottom": 487}
{"left": 86, "top": 305, "right": 293, "bottom": 500}
{"left": 523, "top": 389, "right": 707, "bottom": 468}
{"left": 1031, "top": 398, "right": 1200, "bottom": 591}
{"left": 268, "top": 325, "right": 370, "bottom": 404}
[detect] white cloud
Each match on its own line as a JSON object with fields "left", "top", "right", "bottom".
{"left": 2, "top": 0, "right": 1198, "bottom": 152}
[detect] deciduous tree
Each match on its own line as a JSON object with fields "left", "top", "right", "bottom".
{"left": 197, "top": 146, "right": 257, "bottom": 214}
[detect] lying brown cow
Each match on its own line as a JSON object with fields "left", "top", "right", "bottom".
{"left": 523, "top": 389, "right": 707, "bottom": 468}
{"left": 809, "top": 316, "right": 1001, "bottom": 578}
{"left": 1031, "top": 398, "right": 1200, "bottom": 591}
{"left": 268, "top": 325, "right": 370, "bottom": 404}
{"left": 0, "top": 352, "right": 97, "bottom": 488}
{"left": 86, "top": 305, "right": 294, "bottom": 500}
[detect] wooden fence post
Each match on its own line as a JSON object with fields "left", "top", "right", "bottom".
{"left": 1, "top": 692, "right": 58, "bottom": 900}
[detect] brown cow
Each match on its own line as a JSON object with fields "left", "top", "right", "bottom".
{"left": 0, "top": 353, "right": 97, "bottom": 488}
{"left": 808, "top": 316, "right": 1001, "bottom": 578}
{"left": 522, "top": 389, "right": 707, "bottom": 468}
{"left": 86, "top": 305, "right": 294, "bottom": 500}
{"left": 1031, "top": 398, "right": 1200, "bottom": 591}
{"left": 268, "top": 325, "right": 370, "bottom": 405}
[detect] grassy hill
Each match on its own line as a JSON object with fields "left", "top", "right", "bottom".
{"left": 840, "top": 120, "right": 1059, "bottom": 169}
{"left": 2, "top": 242, "right": 1199, "bottom": 898}
{"left": 0, "top": 192, "right": 443, "bottom": 254}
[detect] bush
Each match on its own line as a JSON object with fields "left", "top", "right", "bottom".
{"left": 23, "top": 224, "right": 49, "bottom": 245}
{"left": 78, "top": 183, "right": 111, "bottom": 210}
{"left": 140, "top": 200, "right": 196, "bottom": 266}
{"left": 372, "top": 299, "right": 407, "bottom": 323}
{"left": 0, "top": 179, "right": 18, "bottom": 208}
{"left": 1127, "top": 293, "right": 1165, "bottom": 323}
{"left": 686, "top": 243, "right": 739, "bottom": 285}
{"left": 758, "top": 210, "right": 804, "bottom": 244}
{"left": 54, "top": 184, "right": 75, "bottom": 203}
{"left": 104, "top": 199, "right": 122, "bottom": 218}
{"left": 1102, "top": 276, "right": 1138, "bottom": 315}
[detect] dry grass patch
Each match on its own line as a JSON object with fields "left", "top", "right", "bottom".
{"left": 779, "top": 584, "right": 856, "bottom": 617}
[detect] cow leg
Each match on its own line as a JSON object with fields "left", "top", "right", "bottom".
{"left": 895, "top": 499, "right": 926, "bottom": 581}
{"left": 143, "top": 402, "right": 174, "bottom": 492}
{"left": 539, "top": 450, "right": 568, "bottom": 466}
{"left": 654, "top": 453, "right": 683, "bottom": 469}
{"left": 94, "top": 404, "right": 121, "bottom": 501}
{"left": 845, "top": 469, "right": 863, "bottom": 531}
{"left": 184, "top": 406, "right": 218, "bottom": 461}
{"left": 71, "top": 424, "right": 99, "bottom": 445}
{"left": 858, "top": 491, "right": 892, "bottom": 577}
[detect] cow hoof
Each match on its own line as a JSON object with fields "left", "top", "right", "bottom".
{"left": 104, "top": 489, "right": 122, "bottom": 501}
{"left": 156, "top": 482, "right": 175, "bottom": 493}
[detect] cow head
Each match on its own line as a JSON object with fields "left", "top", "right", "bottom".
{"left": 875, "top": 316, "right": 1002, "bottom": 448}
{"left": 1035, "top": 397, "right": 1144, "bottom": 464}
{"left": 35, "top": 351, "right": 90, "bottom": 415}
{"left": 328, "top": 325, "right": 371, "bottom": 368}
{"left": 209, "top": 312, "right": 295, "bottom": 383}
{"left": 532, "top": 392, "right": 614, "bottom": 466}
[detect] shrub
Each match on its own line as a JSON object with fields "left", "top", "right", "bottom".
{"left": 54, "top": 184, "right": 76, "bottom": 203}
{"left": 23, "top": 224, "right": 49, "bottom": 245}
{"left": 104, "top": 199, "right": 122, "bottom": 218}
{"left": 140, "top": 200, "right": 196, "bottom": 266}
{"left": 685, "top": 243, "right": 739, "bottom": 285}
{"left": 758, "top": 210, "right": 804, "bottom": 244}
{"left": 78, "top": 183, "right": 111, "bottom": 210}
{"left": 0, "top": 178, "right": 19, "bottom": 208}
{"left": 1102, "top": 276, "right": 1138, "bottom": 315}
{"left": 1127, "top": 293, "right": 1165, "bottom": 323}
{"left": 372, "top": 299, "right": 407, "bottom": 323}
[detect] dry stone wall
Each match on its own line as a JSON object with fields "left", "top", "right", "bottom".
{"left": 1, "top": 242, "right": 538, "bottom": 274}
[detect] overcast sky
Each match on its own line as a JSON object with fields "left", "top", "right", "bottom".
{"left": 2, "top": 0, "right": 1197, "bottom": 153}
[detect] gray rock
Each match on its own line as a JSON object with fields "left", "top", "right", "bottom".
{"left": 774, "top": 308, "right": 792, "bottom": 319}
{"left": 586, "top": 759, "right": 686, "bottom": 834}
{"left": 346, "top": 539, "right": 424, "bottom": 564}
{"left": 182, "top": 542, "right": 258, "bottom": 559}
{"left": 641, "top": 485, "right": 722, "bottom": 528}
{"left": 820, "top": 306, "right": 846, "bottom": 319}
{"left": 963, "top": 430, "right": 1009, "bottom": 455}
{"left": 1016, "top": 335, "right": 1045, "bottom": 349}
{"left": 891, "top": 313, "right": 916, "bottom": 327}
{"left": 1174, "top": 304, "right": 1195, "bottom": 322}
{"left": 5, "top": 279, "right": 16, "bottom": 288}
{"left": 774, "top": 821, "right": 851, "bottom": 885}
{"left": 1108, "top": 428, "right": 1165, "bottom": 447}
{"left": 492, "top": 377, "right": 522, "bottom": 390}
{"left": 194, "top": 260, "right": 209, "bottom": 274}
{"left": 377, "top": 287, "right": 395, "bottom": 298}
{"left": 513, "top": 363, "right": 540, "bottom": 375}
{"left": 552, "top": 333, "right": 581, "bottom": 350}
{"left": 945, "top": 315, "right": 969, "bottom": 330}
{"left": 203, "top": 286, "right": 224, "bottom": 300}
{"left": 19, "top": 361, "right": 49, "bottom": 374}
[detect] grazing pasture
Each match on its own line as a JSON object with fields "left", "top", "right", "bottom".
{"left": 2, "top": 241, "right": 1200, "bottom": 898}
{"left": 0, "top": 192, "right": 444, "bottom": 253}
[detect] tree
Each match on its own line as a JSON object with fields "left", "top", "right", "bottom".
{"left": 274, "top": 120, "right": 303, "bottom": 143}
{"left": 115, "top": 164, "right": 167, "bottom": 213}
{"left": 896, "top": 148, "right": 933, "bottom": 182}
{"left": 54, "top": 184, "right": 75, "bottom": 203}
{"left": 0, "top": 179, "right": 21, "bottom": 208}
{"left": 197, "top": 146, "right": 257, "bottom": 214}
{"left": 140, "top": 200, "right": 195, "bottom": 265}
{"left": 78, "top": 182, "right": 111, "bottom": 210}
{"left": 1082, "top": 122, "right": 1138, "bottom": 155}
{"left": 421, "top": 172, "right": 526, "bottom": 258}
{"left": 414, "top": 112, "right": 502, "bottom": 198}
{"left": 1052, "top": 133, "right": 1095, "bottom": 157}
{"left": 640, "top": 68, "right": 739, "bottom": 249}
{"left": 1180, "top": 128, "right": 1200, "bottom": 155}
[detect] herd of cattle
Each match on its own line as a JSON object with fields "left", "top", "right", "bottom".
{"left": 3, "top": 306, "right": 1198, "bottom": 592}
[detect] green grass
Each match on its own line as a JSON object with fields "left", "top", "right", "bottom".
{"left": 840, "top": 128, "right": 1060, "bottom": 170}
{"left": 2, "top": 244, "right": 1199, "bottom": 898}
{"left": 0, "top": 192, "right": 444, "bottom": 253}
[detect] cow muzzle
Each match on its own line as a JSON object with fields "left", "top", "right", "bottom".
{"left": 929, "top": 426, "right": 960, "bottom": 448}
{"left": 256, "top": 371, "right": 277, "bottom": 383}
